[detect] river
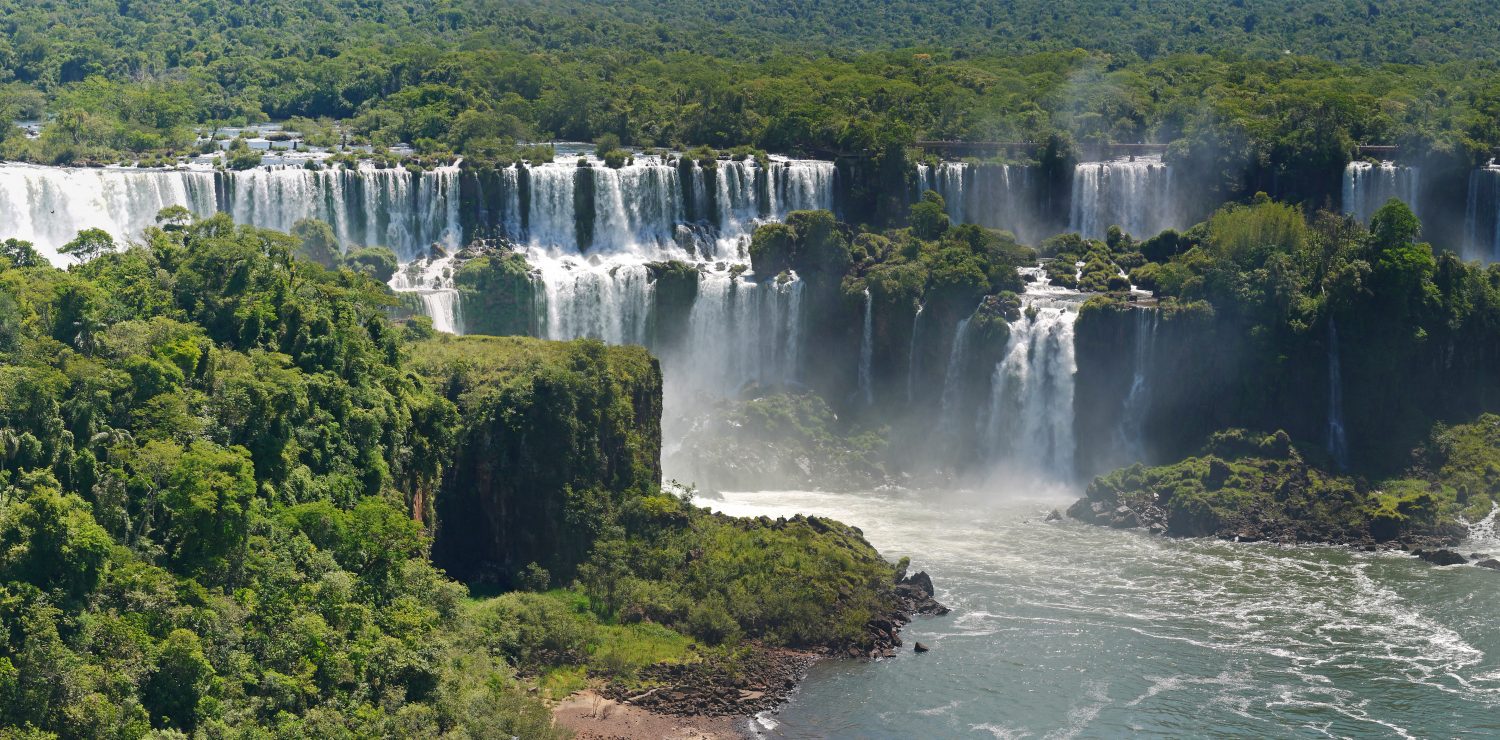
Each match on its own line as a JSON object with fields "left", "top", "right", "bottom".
{"left": 712, "top": 490, "right": 1500, "bottom": 738}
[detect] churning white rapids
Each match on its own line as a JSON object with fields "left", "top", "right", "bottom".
{"left": 710, "top": 490, "right": 1500, "bottom": 739}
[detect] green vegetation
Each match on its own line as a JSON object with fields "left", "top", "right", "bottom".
{"left": 1075, "top": 418, "right": 1500, "bottom": 544}
{"left": 0, "top": 213, "right": 909, "bottom": 736}
{"left": 1075, "top": 197, "right": 1500, "bottom": 476}
{"left": 2, "top": 0, "right": 1499, "bottom": 216}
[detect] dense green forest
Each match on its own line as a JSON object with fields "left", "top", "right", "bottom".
{"left": 4, "top": 0, "right": 1500, "bottom": 203}
{"left": 0, "top": 213, "right": 909, "bottom": 736}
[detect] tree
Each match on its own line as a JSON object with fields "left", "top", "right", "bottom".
{"left": 161, "top": 442, "right": 256, "bottom": 583}
{"left": 909, "top": 190, "right": 949, "bottom": 241}
{"left": 155, "top": 205, "right": 194, "bottom": 231}
{"left": 144, "top": 629, "right": 215, "bottom": 732}
{"left": 291, "top": 218, "right": 341, "bottom": 268}
{"left": 59, "top": 228, "right": 116, "bottom": 262}
{"left": 0, "top": 473, "right": 114, "bottom": 606}
{"left": 0, "top": 238, "right": 45, "bottom": 268}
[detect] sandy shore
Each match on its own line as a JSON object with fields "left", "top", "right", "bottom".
{"left": 552, "top": 690, "right": 752, "bottom": 739}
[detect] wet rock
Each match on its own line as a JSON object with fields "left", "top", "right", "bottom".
{"left": 1108, "top": 506, "right": 1140, "bottom": 529}
{"left": 1475, "top": 559, "right": 1500, "bottom": 571}
{"left": 904, "top": 571, "right": 935, "bottom": 598}
{"left": 914, "top": 642, "right": 930, "bottom": 653}
{"left": 1416, "top": 548, "right": 1468, "bottom": 566}
{"left": 1045, "top": 509, "right": 1063, "bottom": 522}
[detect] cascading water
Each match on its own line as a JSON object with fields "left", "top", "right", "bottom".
{"left": 982, "top": 267, "right": 1082, "bottom": 486}
{"left": 915, "top": 162, "right": 1042, "bottom": 242}
{"left": 1342, "top": 161, "right": 1420, "bottom": 226}
{"left": 505, "top": 152, "right": 836, "bottom": 438}
{"left": 1327, "top": 318, "right": 1349, "bottom": 470}
{"left": 1069, "top": 156, "right": 1176, "bottom": 240}
{"left": 857, "top": 289, "right": 874, "bottom": 405}
{"left": 907, "top": 304, "right": 925, "bottom": 403}
{"left": 224, "top": 164, "right": 462, "bottom": 259}
{"left": 0, "top": 164, "right": 217, "bottom": 263}
{"left": 500, "top": 153, "right": 835, "bottom": 259}
{"left": 938, "top": 314, "right": 975, "bottom": 443}
{"left": 661, "top": 268, "right": 805, "bottom": 400}
{"left": 0, "top": 161, "right": 462, "bottom": 262}
{"left": 389, "top": 255, "right": 464, "bottom": 334}
{"left": 1464, "top": 162, "right": 1500, "bottom": 262}
{"left": 1114, "top": 306, "right": 1159, "bottom": 465}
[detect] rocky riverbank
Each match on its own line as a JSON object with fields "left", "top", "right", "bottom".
{"left": 557, "top": 565, "right": 951, "bottom": 735}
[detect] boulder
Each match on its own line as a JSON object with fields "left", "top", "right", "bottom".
{"left": 1045, "top": 509, "right": 1063, "bottom": 522}
{"left": 1108, "top": 506, "right": 1140, "bottom": 529}
{"left": 1416, "top": 548, "right": 1468, "bottom": 566}
{"left": 913, "top": 642, "right": 930, "bottom": 653}
{"left": 902, "top": 571, "right": 935, "bottom": 598}
{"left": 1475, "top": 559, "right": 1500, "bottom": 571}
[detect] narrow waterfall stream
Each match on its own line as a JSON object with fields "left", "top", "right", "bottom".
{"left": 389, "top": 255, "right": 465, "bottom": 334}
{"left": 858, "top": 288, "right": 875, "bottom": 406}
{"left": 1327, "top": 318, "right": 1350, "bottom": 470}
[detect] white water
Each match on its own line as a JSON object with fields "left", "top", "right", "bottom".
{"left": 716, "top": 490, "right": 1500, "bottom": 738}
{"left": 915, "top": 162, "right": 1041, "bottom": 243}
{"left": 389, "top": 255, "right": 464, "bottom": 334}
{"left": 858, "top": 289, "right": 875, "bottom": 406}
{"left": 507, "top": 153, "right": 835, "bottom": 259}
{"left": 0, "top": 161, "right": 462, "bottom": 263}
{"left": 982, "top": 268, "right": 1082, "bottom": 487}
{"left": 0, "top": 164, "right": 217, "bottom": 263}
{"left": 1115, "top": 306, "right": 1159, "bottom": 466}
{"left": 1465, "top": 162, "right": 1500, "bottom": 262}
{"left": 1327, "top": 318, "right": 1349, "bottom": 470}
{"left": 1343, "top": 161, "right": 1420, "bottom": 226}
{"left": 224, "top": 164, "right": 462, "bottom": 259}
{"left": 906, "top": 304, "right": 925, "bottom": 404}
{"left": 1069, "top": 156, "right": 1177, "bottom": 240}
{"left": 938, "top": 314, "right": 975, "bottom": 444}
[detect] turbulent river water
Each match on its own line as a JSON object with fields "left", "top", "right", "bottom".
{"left": 712, "top": 490, "right": 1500, "bottom": 739}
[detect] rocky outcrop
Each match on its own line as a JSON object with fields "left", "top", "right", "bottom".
{"left": 1415, "top": 548, "right": 1468, "bottom": 566}
{"left": 413, "top": 336, "right": 662, "bottom": 587}
{"left": 843, "top": 567, "right": 952, "bottom": 660}
{"left": 603, "top": 648, "right": 816, "bottom": 718}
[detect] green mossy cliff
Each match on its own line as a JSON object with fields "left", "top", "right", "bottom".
{"left": 412, "top": 336, "right": 661, "bottom": 587}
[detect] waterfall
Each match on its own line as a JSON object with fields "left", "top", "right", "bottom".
{"left": 1342, "top": 161, "right": 1420, "bottom": 226}
{"left": 534, "top": 257, "right": 655, "bottom": 345}
{"left": 1069, "top": 156, "right": 1176, "bottom": 240}
{"left": 0, "top": 164, "right": 217, "bottom": 263}
{"left": 858, "top": 289, "right": 875, "bottom": 405}
{"left": 224, "top": 164, "right": 462, "bottom": 260}
{"left": 508, "top": 153, "right": 835, "bottom": 259}
{"left": 389, "top": 255, "right": 464, "bottom": 334}
{"left": 1465, "top": 163, "right": 1500, "bottom": 262}
{"left": 665, "top": 268, "right": 805, "bottom": 399}
{"left": 1114, "top": 306, "right": 1159, "bottom": 465}
{"left": 1327, "top": 319, "right": 1349, "bottom": 470}
{"left": 916, "top": 162, "right": 1041, "bottom": 242}
{"left": 907, "top": 303, "right": 925, "bottom": 403}
{"left": 0, "top": 162, "right": 463, "bottom": 263}
{"left": 939, "top": 314, "right": 975, "bottom": 442}
{"left": 982, "top": 270, "right": 1082, "bottom": 485}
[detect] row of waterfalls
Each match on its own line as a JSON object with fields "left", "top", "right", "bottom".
{"left": 6, "top": 155, "right": 1496, "bottom": 264}
{"left": 0, "top": 151, "right": 1486, "bottom": 487}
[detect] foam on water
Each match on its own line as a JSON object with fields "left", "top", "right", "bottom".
{"left": 713, "top": 490, "right": 1500, "bottom": 738}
